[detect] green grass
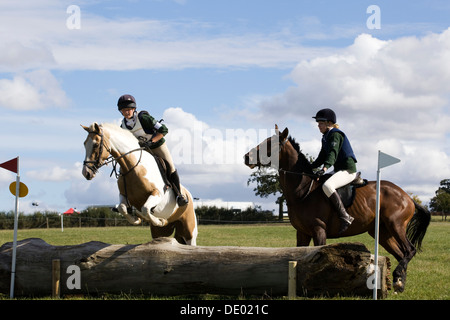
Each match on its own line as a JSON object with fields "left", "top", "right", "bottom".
{"left": 0, "top": 219, "right": 448, "bottom": 300}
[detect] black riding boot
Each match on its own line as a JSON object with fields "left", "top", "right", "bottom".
{"left": 329, "top": 191, "right": 354, "bottom": 234}
{"left": 170, "top": 170, "right": 189, "bottom": 207}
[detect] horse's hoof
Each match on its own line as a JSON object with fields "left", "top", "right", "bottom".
{"left": 158, "top": 218, "right": 169, "bottom": 227}
{"left": 393, "top": 279, "right": 404, "bottom": 293}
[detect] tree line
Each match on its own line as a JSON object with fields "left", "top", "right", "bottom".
{"left": 0, "top": 205, "right": 278, "bottom": 230}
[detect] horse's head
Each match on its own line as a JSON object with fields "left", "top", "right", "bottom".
{"left": 244, "top": 124, "right": 288, "bottom": 169}
{"left": 81, "top": 122, "right": 111, "bottom": 180}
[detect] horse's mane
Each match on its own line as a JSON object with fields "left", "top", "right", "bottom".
{"left": 288, "top": 136, "right": 313, "bottom": 174}
{"left": 101, "top": 122, "right": 140, "bottom": 148}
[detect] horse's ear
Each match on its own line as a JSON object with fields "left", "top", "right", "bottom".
{"left": 275, "top": 124, "right": 279, "bottom": 135}
{"left": 93, "top": 122, "right": 101, "bottom": 133}
{"left": 81, "top": 125, "right": 89, "bottom": 132}
{"left": 281, "top": 127, "right": 289, "bottom": 140}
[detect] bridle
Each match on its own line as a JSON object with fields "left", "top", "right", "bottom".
{"left": 83, "top": 128, "right": 144, "bottom": 177}
{"left": 83, "top": 129, "right": 111, "bottom": 174}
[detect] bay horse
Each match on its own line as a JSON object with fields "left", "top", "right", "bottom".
{"left": 244, "top": 125, "right": 430, "bottom": 292}
{"left": 81, "top": 122, "right": 198, "bottom": 245}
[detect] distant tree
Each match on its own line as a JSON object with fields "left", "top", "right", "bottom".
{"left": 407, "top": 192, "right": 423, "bottom": 206}
{"left": 246, "top": 150, "right": 315, "bottom": 220}
{"left": 429, "top": 179, "right": 450, "bottom": 215}
{"left": 247, "top": 167, "right": 285, "bottom": 220}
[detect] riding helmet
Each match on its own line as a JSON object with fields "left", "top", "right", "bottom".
{"left": 117, "top": 94, "right": 136, "bottom": 110}
{"left": 313, "top": 108, "right": 336, "bottom": 123}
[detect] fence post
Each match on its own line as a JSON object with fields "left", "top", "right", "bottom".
{"left": 52, "top": 259, "right": 60, "bottom": 298}
{"left": 288, "top": 261, "right": 297, "bottom": 299}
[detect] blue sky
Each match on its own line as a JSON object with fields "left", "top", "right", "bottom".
{"left": 0, "top": 0, "right": 449, "bottom": 214}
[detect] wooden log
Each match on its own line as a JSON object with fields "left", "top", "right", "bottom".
{"left": 0, "top": 237, "right": 390, "bottom": 298}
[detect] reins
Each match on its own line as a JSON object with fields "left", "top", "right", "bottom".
{"left": 278, "top": 168, "right": 317, "bottom": 201}
{"left": 108, "top": 147, "right": 144, "bottom": 178}
{"left": 278, "top": 168, "right": 318, "bottom": 179}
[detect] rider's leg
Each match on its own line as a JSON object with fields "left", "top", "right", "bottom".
{"left": 322, "top": 170, "right": 356, "bottom": 234}
{"left": 169, "top": 170, "right": 189, "bottom": 206}
{"left": 151, "top": 143, "right": 188, "bottom": 206}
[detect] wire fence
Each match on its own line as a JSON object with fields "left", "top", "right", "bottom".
{"left": 0, "top": 205, "right": 284, "bottom": 230}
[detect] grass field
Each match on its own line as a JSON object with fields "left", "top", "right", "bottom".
{"left": 0, "top": 218, "right": 448, "bottom": 300}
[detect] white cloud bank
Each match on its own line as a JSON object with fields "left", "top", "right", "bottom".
{"left": 245, "top": 31, "right": 450, "bottom": 202}
{"left": 0, "top": 70, "right": 69, "bottom": 110}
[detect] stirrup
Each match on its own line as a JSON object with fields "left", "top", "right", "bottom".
{"left": 338, "top": 216, "right": 354, "bottom": 234}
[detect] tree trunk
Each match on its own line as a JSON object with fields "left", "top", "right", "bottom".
{"left": 278, "top": 198, "right": 284, "bottom": 220}
{"left": 0, "top": 237, "right": 390, "bottom": 298}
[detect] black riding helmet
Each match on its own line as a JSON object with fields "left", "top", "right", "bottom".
{"left": 313, "top": 108, "right": 336, "bottom": 123}
{"left": 117, "top": 94, "right": 136, "bottom": 110}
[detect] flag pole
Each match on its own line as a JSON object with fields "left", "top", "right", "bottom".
{"left": 9, "top": 157, "right": 19, "bottom": 299}
{"left": 373, "top": 151, "right": 401, "bottom": 300}
{"left": 373, "top": 153, "right": 381, "bottom": 300}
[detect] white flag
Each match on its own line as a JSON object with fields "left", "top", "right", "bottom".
{"left": 378, "top": 151, "right": 401, "bottom": 170}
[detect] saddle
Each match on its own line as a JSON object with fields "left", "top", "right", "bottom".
{"left": 319, "top": 172, "right": 368, "bottom": 208}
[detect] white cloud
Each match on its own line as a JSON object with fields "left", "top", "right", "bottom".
{"left": 27, "top": 162, "right": 83, "bottom": 182}
{"left": 0, "top": 1, "right": 326, "bottom": 72}
{"left": 163, "top": 107, "right": 272, "bottom": 168}
{"left": 64, "top": 171, "right": 118, "bottom": 208}
{"left": 0, "top": 70, "right": 69, "bottom": 110}
{"left": 241, "top": 30, "right": 450, "bottom": 203}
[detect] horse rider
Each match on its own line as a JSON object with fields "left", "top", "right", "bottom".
{"left": 311, "top": 108, "right": 357, "bottom": 234}
{"left": 117, "top": 94, "right": 189, "bottom": 207}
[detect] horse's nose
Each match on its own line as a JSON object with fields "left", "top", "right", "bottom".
{"left": 82, "top": 166, "right": 93, "bottom": 180}
{"left": 244, "top": 153, "right": 250, "bottom": 164}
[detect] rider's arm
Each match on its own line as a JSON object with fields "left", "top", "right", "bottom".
{"left": 323, "top": 132, "right": 343, "bottom": 170}
{"left": 139, "top": 112, "right": 169, "bottom": 137}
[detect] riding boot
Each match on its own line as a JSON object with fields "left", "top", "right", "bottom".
{"left": 170, "top": 170, "right": 189, "bottom": 207}
{"left": 329, "top": 191, "right": 354, "bottom": 234}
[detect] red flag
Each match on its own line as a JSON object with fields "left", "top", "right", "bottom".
{"left": 64, "top": 208, "right": 79, "bottom": 215}
{"left": 0, "top": 157, "right": 18, "bottom": 174}
{"left": 64, "top": 208, "right": 75, "bottom": 215}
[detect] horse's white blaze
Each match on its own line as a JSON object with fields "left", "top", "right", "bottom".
{"left": 82, "top": 136, "right": 95, "bottom": 179}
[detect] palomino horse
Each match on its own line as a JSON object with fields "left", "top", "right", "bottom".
{"left": 244, "top": 125, "right": 430, "bottom": 292}
{"left": 82, "top": 122, "right": 198, "bottom": 245}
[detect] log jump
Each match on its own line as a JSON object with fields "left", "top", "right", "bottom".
{"left": 0, "top": 237, "right": 390, "bottom": 298}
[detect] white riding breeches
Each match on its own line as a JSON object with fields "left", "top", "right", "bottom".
{"left": 322, "top": 170, "right": 357, "bottom": 198}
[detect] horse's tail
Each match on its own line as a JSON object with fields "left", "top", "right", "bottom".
{"left": 406, "top": 200, "right": 431, "bottom": 251}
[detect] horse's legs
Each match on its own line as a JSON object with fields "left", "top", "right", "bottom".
{"left": 173, "top": 191, "right": 198, "bottom": 246}
{"left": 151, "top": 223, "right": 175, "bottom": 239}
{"left": 296, "top": 230, "right": 311, "bottom": 246}
{"left": 118, "top": 194, "right": 141, "bottom": 225}
{"left": 140, "top": 194, "right": 169, "bottom": 227}
{"left": 384, "top": 220, "right": 417, "bottom": 292}
{"left": 374, "top": 222, "right": 416, "bottom": 292}
{"left": 312, "top": 226, "right": 327, "bottom": 246}
{"left": 174, "top": 219, "right": 198, "bottom": 246}
{"left": 185, "top": 221, "right": 198, "bottom": 246}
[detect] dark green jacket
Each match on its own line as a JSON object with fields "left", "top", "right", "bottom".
{"left": 312, "top": 128, "right": 357, "bottom": 173}
{"left": 138, "top": 111, "right": 168, "bottom": 149}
